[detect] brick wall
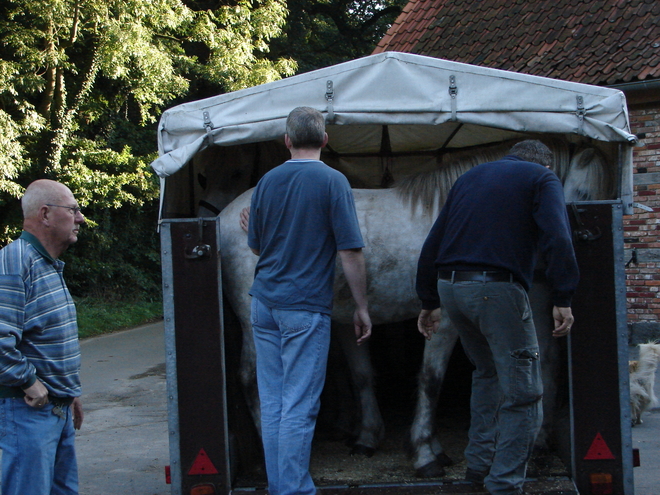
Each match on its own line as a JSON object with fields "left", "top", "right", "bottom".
{"left": 625, "top": 106, "right": 660, "bottom": 323}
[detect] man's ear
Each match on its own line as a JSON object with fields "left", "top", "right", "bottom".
{"left": 284, "top": 134, "right": 292, "bottom": 150}
{"left": 321, "top": 133, "right": 329, "bottom": 148}
{"left": 39, "top": 205, "right": 50, "bottom": 225}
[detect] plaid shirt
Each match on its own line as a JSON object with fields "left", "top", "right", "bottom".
{"left": 0, "top": 232, "right": 81, "bottom": 398}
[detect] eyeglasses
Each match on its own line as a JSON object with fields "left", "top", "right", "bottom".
{"left": 45, "top": 204, "right": 83, "bottom": 215}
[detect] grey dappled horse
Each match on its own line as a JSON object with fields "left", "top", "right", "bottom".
{"left": 203, "top": 139, "right": 614, "bottom": 468}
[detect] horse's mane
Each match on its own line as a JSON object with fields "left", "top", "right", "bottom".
{"left": 393, "top": 137, "right": 614, "bottom": 215}
{"left": 394, "top": 142, "right": 511, "bottom": 215}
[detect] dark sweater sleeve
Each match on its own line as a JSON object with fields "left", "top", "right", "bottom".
{"left": 534, "top": 175, "right": 580, "bottom": 307}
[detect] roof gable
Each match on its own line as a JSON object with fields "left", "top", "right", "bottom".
{"left": 374, "top": 0, "right": 660, "bottom": 86}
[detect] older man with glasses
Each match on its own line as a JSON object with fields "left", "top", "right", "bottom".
{"left": 0, "top": 179, "right": 86, "bottom": 495}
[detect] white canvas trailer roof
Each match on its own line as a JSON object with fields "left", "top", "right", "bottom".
{"left": 152, "top": 51, "right": 637, "bottom": 216}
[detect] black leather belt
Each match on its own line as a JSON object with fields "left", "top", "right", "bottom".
{"left": 438, "top": 270, "right": 513, "bottom": 283}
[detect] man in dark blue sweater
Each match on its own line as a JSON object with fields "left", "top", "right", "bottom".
{"left": 416, "top": 140, "right": 579, "bottom": 495}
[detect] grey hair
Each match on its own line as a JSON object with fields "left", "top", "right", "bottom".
{"left": 286, "top": 107, "right": 325, "bottom": 149}
{"left": 509, "top": 140, "right": 554, "bottom": 168}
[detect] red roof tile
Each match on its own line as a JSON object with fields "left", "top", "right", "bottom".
{"left": 373, "top": 0, "right": 660, "bottom": 86}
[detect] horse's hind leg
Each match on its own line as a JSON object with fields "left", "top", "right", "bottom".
{"left": 529, "top": 279, "right": 560, "bottom": 450}
{"left": 332, "top": 322, "right": 385, "bottom": 457}
{"left": 237, "top": 313, "right": 262, "bottom": 436}
{"left": 410, "top": 312, "right": 458, "bottom": 477}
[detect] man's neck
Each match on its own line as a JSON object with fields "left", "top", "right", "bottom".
{"left": 289, "top": 148, "right": 321, "bottom": 160}
{"left": 22, "top": 224, "right": 63, "bottom": 260}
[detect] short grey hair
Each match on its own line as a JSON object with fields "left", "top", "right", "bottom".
{"left": 286, "top": 107, "right": 326, "bottom": 149}
{"left": 509, "top": 140, "right": 553, "bottom": 168}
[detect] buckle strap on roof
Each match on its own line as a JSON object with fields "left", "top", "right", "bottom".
{"left": 576, "top": 95, "right": 585, "bottom": 135}
{"left": 326, "top": 80, "right": 335, "bottom": 123}
{"left": 449, "top": 75, "right": 458, "bottom": 121}
{"left": 203, "top": 111, "right": 214, "bottom": 133}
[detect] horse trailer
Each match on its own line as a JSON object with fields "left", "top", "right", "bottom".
{"left": 153, "top": 52, "right": 639, "bottom": 495}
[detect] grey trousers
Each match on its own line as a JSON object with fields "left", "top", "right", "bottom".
{"left": 437, "top": 278, "right": 543, "bottom": 495}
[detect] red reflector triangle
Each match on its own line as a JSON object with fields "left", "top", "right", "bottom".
{"left": 188, "top": 448, "right": 219, "bottom": 475}
{"left": 584, "top": 432, "right": 616, "bottom": 460}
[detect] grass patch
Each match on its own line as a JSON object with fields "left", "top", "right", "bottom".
{"left": 75, "top": 296, "right": 163, "bottom": 339}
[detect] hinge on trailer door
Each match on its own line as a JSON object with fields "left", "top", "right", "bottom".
{"left": 571, "top": 204, "right": 601, "bottom": 243}
{"left": 185, "top": 218, "right": 211, "bottom": 259}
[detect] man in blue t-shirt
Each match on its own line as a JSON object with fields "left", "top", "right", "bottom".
{"left": 247, "top": 106, "right": 371, "bottom": 495}
{"left": 416, "top": 140, "right": 579, "bottom": 495}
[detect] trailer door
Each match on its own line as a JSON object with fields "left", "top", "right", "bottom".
{"left": 568, "top": 202, "right": 634, "bottom": 495}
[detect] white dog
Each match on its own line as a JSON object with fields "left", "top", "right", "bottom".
{"left": 630, "top": 342, "right": 660, "bottom": 426}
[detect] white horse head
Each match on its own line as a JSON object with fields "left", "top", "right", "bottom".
{"left": 563, "top": 147, "right": 614, "bottom": 202}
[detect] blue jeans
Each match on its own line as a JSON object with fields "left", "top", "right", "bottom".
{"left": 437, "top": 279, "right": 543, "bottom": 495}
{"left": 0, "top": 398, "right": 78, "bottom": 495}
{"left": 251, "top": 297, "right": 331, "bottom": 495}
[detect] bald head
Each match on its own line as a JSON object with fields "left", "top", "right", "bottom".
{"left": 22, "top": 180, "right": 72, "bottom": 219}
{"left": 21, "top": 179, "right": 84, "bottom": 259}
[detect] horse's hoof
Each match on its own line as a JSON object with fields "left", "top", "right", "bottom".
{"left": 415, "top": 459, "right": 447, "bottom": 478}
{"left": 350, "top": 444, "right": 376, "bottom": 457}
{"left": 436, "top": 452, "right": 454, "bottom": 467}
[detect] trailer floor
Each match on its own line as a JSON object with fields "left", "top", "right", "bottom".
{"left": 232, "top": 416, "right": 576, "bottom": 494}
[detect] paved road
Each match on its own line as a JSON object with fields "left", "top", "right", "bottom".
{"left": 69, "top": 323, "right": 660, "bottom": 494}
{"left": 629, "top": 346, "right": 660, "bottom": 495}
{"left": 77, "top": 321, "right": 169, "bottom": 495}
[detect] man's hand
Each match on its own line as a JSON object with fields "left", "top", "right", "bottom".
{"left": 552, "top": 306, "right": 574, "bottom": 338}
{"left": 72, "top": 397, "right": 84, "bottom": 430}
{"left": 23, "top": 379, "right": 49, "bottom": 408}
{"left": 417, "top": 308, "right": 442, "bottom": 340}
{"left": 353, "top": 306, "right": 372, "bottom": 346}
{"left": 239, "top": 206, "right": 250, "bottom": 233}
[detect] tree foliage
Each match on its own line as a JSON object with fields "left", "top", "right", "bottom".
{"left": 0, "top": 0, "right": 401, "bottom": 300}
{"left": 0, "top": 0, "right": 293, "bottom": 298}
{"left": 269, "top": 0, "right": 405, "bottom": 74}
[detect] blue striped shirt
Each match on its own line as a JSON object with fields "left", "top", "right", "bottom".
{"left": 0, "top": 232, "right": 81, "bottom": 398}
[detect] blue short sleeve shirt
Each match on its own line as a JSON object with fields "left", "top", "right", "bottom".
{"left": 248, "top": 160, "right": 363, "bottom": 313}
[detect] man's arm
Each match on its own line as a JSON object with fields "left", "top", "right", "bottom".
{"left": 338, "top": 248, "right": 371, "bottom": 345}
{"left": 0, "top": 274, "right": 44, "bottom": 402}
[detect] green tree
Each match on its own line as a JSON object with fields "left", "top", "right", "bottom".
{"left": 0, "top": 0, "right": 294, "bottom": 298}
{"left": 270, "top": 0, "right": 405, "bottom": 74}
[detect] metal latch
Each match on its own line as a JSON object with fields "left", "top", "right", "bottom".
{"left": 571, "top": 204, "right": 601, "bottom": 243}
{"left": 632, "top": 202, "right": 654, "bottom": 212}
{"left": 185, "top": 218, "right": 211, "bottom": 259}
{"left": 325, "top": 80, "right": 335, "bottom": 122}
{"left": 203, "top": 111, "right": 213, "bottom": 133}
{"left": 576, "top": 96, "right": 585, "bottom": 135}
{"left": 449, "top": 75, "right": 458, "bottom": 121}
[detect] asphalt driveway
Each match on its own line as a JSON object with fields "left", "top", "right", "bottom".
{"left": 77, "top": 321, "right": 169, "bottom": 495}
{"left": 2, "top": 320, "right": 655, "bottom": 494}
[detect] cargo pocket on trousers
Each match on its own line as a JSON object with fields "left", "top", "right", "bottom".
{"left": 510, "top": 348, "right": 543, "bottom": 406}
